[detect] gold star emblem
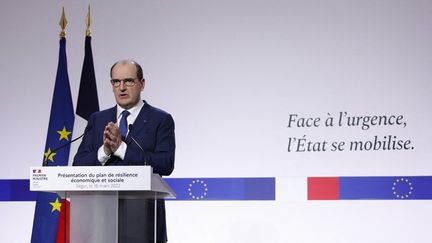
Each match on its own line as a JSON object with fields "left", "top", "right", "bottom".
{"left": 57, "top": 126, "right": 71, "bottom": 141}
{"left": 50, "top": 197, "right": 62, "bottom": 212}
{"left": 44, "top": 148, "right": 56, "bottom": 162}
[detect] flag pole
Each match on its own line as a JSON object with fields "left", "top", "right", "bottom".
{"left": 85, "top": 5, "right": 91, "bottom": 37}
{"left": 59, "top": 7, "right": 67, "bottom": 38}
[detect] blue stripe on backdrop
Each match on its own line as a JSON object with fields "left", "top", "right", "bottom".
{"left": 339, "top": 176, "right": 432, "bottom": 200}
{"left": 3, "top": 176, "right": 432, "bottom": 201}
{"left": 165, "top": 178, "right": 275, "bottom": 200}
{"left": 0, "top": 178, "right": 275, "bottom": 201}
{"left": 0, "top": 180, "right": 37, "bottom": 201}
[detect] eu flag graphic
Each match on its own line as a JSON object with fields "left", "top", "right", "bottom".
{"left": 31, "top": 37, "right": 74, "bottom": 243}
{"left": 339, "top": 176, "right": 432, "bottom": 200}
{"left": 308, "top": 176, "right": 432, "bottom": 200}
{"left": 166, "top": 178, "right": 275, "bottom": 200}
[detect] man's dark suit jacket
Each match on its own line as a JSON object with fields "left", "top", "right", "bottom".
{"left": 73, "top": 101, "right": 175, "bottom": 243}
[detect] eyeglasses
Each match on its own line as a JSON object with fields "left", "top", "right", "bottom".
{"left": 110, "top": 78, "right": 139, "bottom": 87}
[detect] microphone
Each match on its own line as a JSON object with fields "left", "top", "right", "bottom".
{"left": 42, "top": 126, "right": 90, "bottom": 167}
{"left": 128, "top": 124, "right": 148, "bottom": 166}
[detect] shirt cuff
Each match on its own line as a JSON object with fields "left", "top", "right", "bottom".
{"left": 97, "top": 146, "right": 110, "bottom": 165}
{"left": 114, "top": 141, "right": 127, "bottom": 160}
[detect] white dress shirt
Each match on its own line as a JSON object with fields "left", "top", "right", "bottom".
{"left": 97, "top": 100, "right": 145, "bottom": 165}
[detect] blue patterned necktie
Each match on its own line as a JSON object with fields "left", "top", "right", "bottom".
{"left": 119, "top": 110, "right": 130, "bottom": 139}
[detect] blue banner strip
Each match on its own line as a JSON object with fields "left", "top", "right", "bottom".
{"left": 0, "top": 178, "right": 275, "bottom": 201}
{"left": 0, "top": 180, "right": 37, "bottom": 201}
{"left": 165, "top": 178, "right": 275, "bottom": 200}
{"left": 4, "top": 176, "right": 432, "bottom": 201}
{"left": 340, "top": 176, "right": 432, "bottom": 200}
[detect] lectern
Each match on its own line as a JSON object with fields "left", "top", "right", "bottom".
{"left": 30, "top": 166, "right": 176, "bottom": 243}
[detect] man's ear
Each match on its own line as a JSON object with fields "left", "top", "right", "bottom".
{"left": 141, "top": 79, "right": 145, "bottom": 91}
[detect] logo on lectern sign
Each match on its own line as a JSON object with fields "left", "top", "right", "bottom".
{"left": 31, "top": 169, "right": 48, "bottom": 189}
{"left": 32, "top": 169, "right": 47, "bottom": 180}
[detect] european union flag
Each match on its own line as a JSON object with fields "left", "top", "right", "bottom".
{"left": 31, "top": 37, "right": 74, "bottom": 243}
{"left": 308, "top": 176, "right": 432, "bottom": 200}
{"left": 166, "top": 178, "right": 275, "bottom": 200}
{"left": 339, "top": 176, "right": 432, "bottom": 200}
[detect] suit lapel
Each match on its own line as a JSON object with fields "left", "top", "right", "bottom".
{"left": 127, "top": 101, "right": 152, "bottom": 139}
{"left": 107, "top": 106, "right": 117, "bottom": 123}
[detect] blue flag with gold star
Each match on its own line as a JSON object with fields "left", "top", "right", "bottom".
{"left": 31, "top": 37, "right": 74, "bottom": 243}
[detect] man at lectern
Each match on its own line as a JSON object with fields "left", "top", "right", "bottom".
{"left": 73, "top": 59, "right": 175, "bottom": 243}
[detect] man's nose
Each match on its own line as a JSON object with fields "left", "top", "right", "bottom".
{"left": 119, "top": 81, "right": 127, "bottom": 90}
